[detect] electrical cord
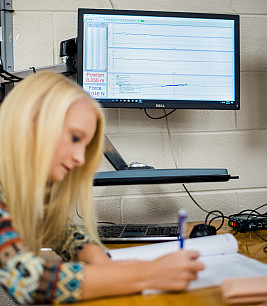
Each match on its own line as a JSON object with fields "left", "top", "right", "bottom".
{"left": 228, "top": 205, "right": 267, "bottom": 224}
{"left": 205, "top": 210, "right": 225, "bottom": 231}
{"left": 144, "top": 108, "right": 176, "bottom": 119}
{"left": 0, "top": 67, "right": 23, "bottom": 83}
{"left": 108, "top": 0, "right": 115, "bottom": 9}
{"left": 0, "top": 9, "right": 14, "bottom": 13}
{"left": 228, "top": 205, "right": 267, "bottom": 233}
{"left": 162, "top": 109, "right": 267, "bottom": 247}
{"left": 97, "top": 221, "right": 116, "bottom": 225}
{"left": 163, "top": 109, "right": 212, "bottom": 215}
{"left": 75, "top": 203, "right": 83, "bottom": 219}
{"left": 75, "top": 203, "right": 116, "bottom": 225}
{"left": 29, "top": 67, "right": 36, "bottom": 74}
{"left": 61, "top": 68, "right": 77, "bottom": 77}
{"left": 0, "top": 65, "right": 76, "bottom": 85}
{"left": 0, "top": 67, "right": 22, "bottom": 79}
{"left": 230, "top": 204, "right": 267, "bottom": 253}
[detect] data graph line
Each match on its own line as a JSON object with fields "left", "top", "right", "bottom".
{"left": 114, "top": 56, "right": 231, "bottom": 64}
{"left": 114, "top": 32, "right": 232, "bottom": 40}
{"left": 161, "top": 83, "right": 188, "bottom": 88}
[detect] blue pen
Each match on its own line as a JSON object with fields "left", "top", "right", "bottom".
{"left": 178, "top": 209, "right": 187, "bottom": 249}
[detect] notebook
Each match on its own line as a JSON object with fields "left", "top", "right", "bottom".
{"left": 109, "top": 233, "right": 267, "bottom": 291}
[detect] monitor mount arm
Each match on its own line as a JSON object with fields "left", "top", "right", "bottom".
{"left": 104, "top": 136, "right": 154, "bottom": 170}
{"left": 104, "top": 136, "right": 128, "bottom": 170}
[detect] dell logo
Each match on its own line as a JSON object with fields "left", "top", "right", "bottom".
{"left": 156, "top": 104, "right": 165, "bottom": 108}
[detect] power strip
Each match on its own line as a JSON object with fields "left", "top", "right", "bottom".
{"left": 228, "top": 214, "right": 267, "bottom": 232}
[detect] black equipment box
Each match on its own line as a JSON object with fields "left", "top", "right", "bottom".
{"left": 228, "top": 214, "right": 267, "bottom": 232}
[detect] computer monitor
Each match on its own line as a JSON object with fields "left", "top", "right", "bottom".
{"left": 77, "top": 8, "right": 240, "bottom": 110}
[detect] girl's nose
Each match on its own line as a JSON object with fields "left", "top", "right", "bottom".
{"left": 73, "top": 147, "right": 86, "bottom": 166}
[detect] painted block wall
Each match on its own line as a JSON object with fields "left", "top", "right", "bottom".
{"left": 12, "top": 0, "right": 267, "bottom": 224}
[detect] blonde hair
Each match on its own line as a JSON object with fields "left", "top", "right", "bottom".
{"left": 0, "top": 71, "right": 105, "bottom": 254}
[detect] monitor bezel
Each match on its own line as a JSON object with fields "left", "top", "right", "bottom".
{"left": 77, "top": 8, "right": 240, "bottom": 110}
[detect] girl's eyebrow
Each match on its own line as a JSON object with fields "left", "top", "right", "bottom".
{"left": 71, "top": 128, "right": 86, "bottom": 137}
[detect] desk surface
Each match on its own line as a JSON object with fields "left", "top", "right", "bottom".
{"left": 62, "top": 222, "right": 267, "bottom": 306}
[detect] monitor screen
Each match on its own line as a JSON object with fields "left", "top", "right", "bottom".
{"left": 77, "top": 9, "right": 240, "bottom": 110}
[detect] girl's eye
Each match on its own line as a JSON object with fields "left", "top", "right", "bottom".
{"left": 72, "top": 134, "right": 80, "bottom": 143}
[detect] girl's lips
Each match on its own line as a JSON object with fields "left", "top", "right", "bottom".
{"left": 63, "top": 165, "right": 71, "bottom": 172}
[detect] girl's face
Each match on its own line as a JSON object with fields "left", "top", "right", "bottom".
{"left": 50, "top": 98, "right": 97, "bottom": 182}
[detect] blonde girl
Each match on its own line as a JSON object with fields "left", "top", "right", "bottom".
{"left": 0, "top": 71, "right": 203, "bottom": 305}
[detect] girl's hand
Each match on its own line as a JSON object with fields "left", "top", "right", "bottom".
{"left": 147, "top": 250, "right": 204, "bottom": 291}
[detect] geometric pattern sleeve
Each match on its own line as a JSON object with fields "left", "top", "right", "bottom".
{"left": 49, "top": 219, "right": 95, "bottom": 261}
{"left": 0, "top": 202, "right": 85, "bottom": 304}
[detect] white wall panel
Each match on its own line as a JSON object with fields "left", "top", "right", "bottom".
{"left": 13, "top": 12, "right": 54, "bottom": 70}
{"left": 111, "top": 0, "right": 231, "bottom": 14}
{"left": 13, "top": 0, "right": 112, "bottom": 11}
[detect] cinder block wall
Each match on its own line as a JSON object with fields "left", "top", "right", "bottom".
{"left": 12, "top": 0, "right": 267, "bottom": 224}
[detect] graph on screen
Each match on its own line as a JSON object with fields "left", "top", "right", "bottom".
{"left": 82, "top": 13, "right": 236, "bottom": 104}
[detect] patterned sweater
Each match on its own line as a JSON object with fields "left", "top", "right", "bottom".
{"left": 0, "top": 201, "right": 93, "bottom": 304}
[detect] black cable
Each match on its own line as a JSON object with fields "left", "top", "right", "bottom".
{"left": 75, "top": 203, "right": 83, "bottom": 219}
{"left": 227, "top": 204, "right": 267, "bottom": 247}
{"left": 0, "top": 9, "right": 14, "bottom": 13}
{"left": 62, "top": 68, "right": 77, "bottom": 77}
{"left": 162, "top": 107, "right": 229, "bottom": 221}
{"left": 0, "top": 66, "right": 77, "bottom": 87}
{"left": 0, "top": 68, "right": 23, "bottom": 83}
{"left": 97, "top": 221, "right": 116, "bottom": 225}
{"left": 228, "top": 205, "right": 267, "bottom": 224}
{"left": 144, "top": 108, "right": 176, "bottom": 119}
{"left": 75, "top": 205, "right": 116, "bottom": 225}
{"left": 161, "top": 107, "right": 222, "bottom": 217}
{"left": 205, "top": 210, "right": 225, "bottom": 231}
{"left": 75, "top": 204, "right": 116, "bottom": 225}
{"left": 202, "top": 205, "right": 267, "bottom": 250}
{"left": 254, "top": 230, "right": 267, "bottom": 242}
{"left": 182, "top": 183, "right": 213, "bottom": 214}
{"left": 247, "top": 203, "right": 267, "bottom": 217}
{"left": 161, "top": 107, "right": 267, "bottom": 248}
{"left": 0, "top": 67, "right": 22, "bottom": 79}
{"left": 229, "top": 209, "right": 260, "bottom": 218}
{"left": 182, "top": 166, "right": 267, "bottom": 244}
{"left": 0, "top": 73, "right": 21, "bottom": 83}
{"left": 29, "top": 67, "right": 36, "bottom": 74}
